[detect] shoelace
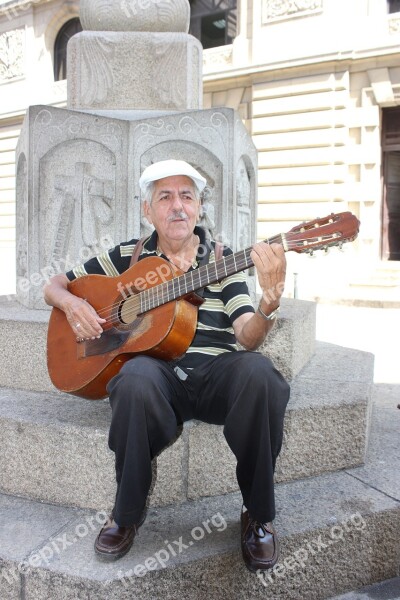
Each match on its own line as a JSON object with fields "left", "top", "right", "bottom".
{"left": 250, "top": 519, "right": 272, "bottom": 537}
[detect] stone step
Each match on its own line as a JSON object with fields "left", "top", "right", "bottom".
{"left": 0, "top": 341, "right": 374, "bottom": 512}
{"left": 0, "top": 295, "right": 315, "bottom": 392}
{"left": 0, "top": 456, "right": 398, "bottom": 600}
{"left": 328, "top": 577, "right": 400, "bottom": 599}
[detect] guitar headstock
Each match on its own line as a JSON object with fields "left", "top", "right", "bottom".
{"left": 285, "top": 212, "right": 360, "bottom": 254}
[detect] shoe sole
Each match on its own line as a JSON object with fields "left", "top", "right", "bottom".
{"left": 242, "top": 556, "right": 278, "bottom": 573}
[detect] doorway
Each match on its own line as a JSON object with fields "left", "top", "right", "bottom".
{"left": 382, "top": 108, "right": 400, "bottom": 261}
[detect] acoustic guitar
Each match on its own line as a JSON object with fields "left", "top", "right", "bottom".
{"left": 47, "top": 211, "right": 359, "bottom": 400}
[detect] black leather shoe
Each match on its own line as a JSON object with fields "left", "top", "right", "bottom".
{"left": 94, "top": 510, "right": 146, "bottom": 561}
{"left": 241, "top": 508, "right": 279, "bottom": 572}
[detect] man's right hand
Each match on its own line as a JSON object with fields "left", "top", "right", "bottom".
{"left": 43, "top": 273, "right": 106, "bottom": 340}
{"left": 62, "top": 295, "right": 106, "bottom": 340}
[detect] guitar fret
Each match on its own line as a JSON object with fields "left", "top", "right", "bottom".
{"left": 139, "top": 244, "right": 257, "bottom": 313}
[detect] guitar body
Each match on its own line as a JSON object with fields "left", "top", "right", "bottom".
{"left": 47, "top": 257, "right": 201, "bottom": 400}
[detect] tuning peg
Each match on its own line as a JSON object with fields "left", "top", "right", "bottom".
{"left": 338, "top": 242, "right": 344, "bottom": 251}
{"left": 324, "top": 246, "right": 329, "bottom": 254}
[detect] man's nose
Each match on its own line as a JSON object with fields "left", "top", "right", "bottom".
{"left": 171, "top": 193, "right": 184, "bottom": 209}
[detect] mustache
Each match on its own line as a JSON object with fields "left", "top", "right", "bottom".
{"left": 167, "top": 211, "right": 188, "bottom": 222}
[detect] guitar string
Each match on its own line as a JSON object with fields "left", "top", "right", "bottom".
{"left": 91, "top": 237, "right": 318, "bottom": 327}
{"left": 92, "top": 234, "right": 283, "bottom": 321}
{"left": 91, "top": 236, "right": 341, "bottom": 328}
{"left": 88, "top": 221, "right": 350, "bottom": 327}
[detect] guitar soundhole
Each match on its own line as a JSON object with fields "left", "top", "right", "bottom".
{"left": 118, "top": 295, "right": 140, "bottom": 325}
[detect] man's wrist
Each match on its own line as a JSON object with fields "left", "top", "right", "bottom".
{"left": 257, "top": 302, "right": 280, "bottom": 321}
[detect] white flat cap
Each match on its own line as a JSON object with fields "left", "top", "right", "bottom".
{"left": 139, "top": 160, "right": 207, "bottom": 193}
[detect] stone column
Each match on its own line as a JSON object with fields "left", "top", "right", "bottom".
{"left": 67, "top": 0, "right": 203, "bottom": 111}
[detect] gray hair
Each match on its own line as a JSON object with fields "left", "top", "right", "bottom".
{"left": 141, "top": 179, "right": 202, "bottom": 204}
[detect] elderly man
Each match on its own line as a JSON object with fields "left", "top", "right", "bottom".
{"left": 44, "top": 159, "right": 289, "bottom": 573}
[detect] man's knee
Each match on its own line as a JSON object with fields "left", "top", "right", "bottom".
{"left": 107, "top": 356, "right": 168, "bottom": 411}
{"left": 232, "top": 352, "right": 290, "bottom": 411}
{"left": 119, "top": 356, "right": 162, "bottom": 379}
{"left": 233, "top": 352, "right": 277, "bottom": 386}
{"left": 109, "top": 356, "right": 165, "bottom": 390}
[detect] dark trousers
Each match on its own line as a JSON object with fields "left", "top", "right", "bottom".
{"left": 107, "top": 351, "right": 290, "bottom": 527}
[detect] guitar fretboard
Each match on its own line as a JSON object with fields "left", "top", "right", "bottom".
{"left": 139, "top": 234, "right": 282, "bottom": 314}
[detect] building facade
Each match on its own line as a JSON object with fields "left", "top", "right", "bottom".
{"left": 1, "top": 0, "right": 400, "bottom": 302}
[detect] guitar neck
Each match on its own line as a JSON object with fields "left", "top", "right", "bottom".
{"left": 139, "top": 234, "right": 283, "bottom": 313}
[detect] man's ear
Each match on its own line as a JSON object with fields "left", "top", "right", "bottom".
{"left": 143, "top": 201, "right": 153, "bottom": 224}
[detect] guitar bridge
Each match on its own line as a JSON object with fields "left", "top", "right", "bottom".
{"left": 77, "top": 328, "right": 132, "bottom": 358}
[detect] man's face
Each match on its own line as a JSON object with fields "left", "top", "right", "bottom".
{"left": 143, "top": 175, "right": 201, "bottom": 242}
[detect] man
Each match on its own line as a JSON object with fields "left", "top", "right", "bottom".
{"left": 43, "top": 159, "right": 290, "bottom": 573}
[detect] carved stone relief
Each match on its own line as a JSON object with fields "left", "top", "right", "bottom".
{"left": 39, "top": 141, "right": 116, "bottom": 272}
{"left": 154, "top": 36, "right": 187, "bottom": 107}
{"left": 133, "top": 111, "right": 229, "bottom": 165}
{"left": 16, "top": 154, "right": 28, "bottom": 303}
{"left": 0, "top": 29, "right": 24, "bottom": 82}
{"left": 198, "top": 186, "right": 217, "bottom": 238}
{"left": 389, "top": 16, "right": 400, "bottom": 33}
{"left": 80, "top": 0, "right": 190, "bottom": 33}
{"left": 203, "top": 46, "right": 233, "bottom": 72}
{"left": 236, "top": 158, "right": 251, "bottom": 208}
{"left": 32, "top": 108, "right": 124, "bottom": 157}
{"left": 79, "top": 37, "right": 115, "bottom": 106}
{"left": 236, "top": 157, "right": 252, "bottom": 250}
{"left": 262, "top": 0, "right": 323, "bottom": 23}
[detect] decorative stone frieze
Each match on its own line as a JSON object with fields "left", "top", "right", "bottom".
{"left": 203, "top": 45, "right": 233, "bottom": 72}
{"left": 389, "top": 16, "right": 400, "bottom": 33}
{"left": 262, "top": 0, "right": 323, "bottom": 23}
{"left": 79, "top": 0, "right": 190, "bottom": 33}
{"left": 0, "top": 28, "right": 24, "bottom": 82}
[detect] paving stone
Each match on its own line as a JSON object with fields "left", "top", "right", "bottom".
{"left": 328, "top": 577, "right": 400, "bottom": 599}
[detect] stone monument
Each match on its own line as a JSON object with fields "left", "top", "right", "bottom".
{"left": 15, "top": 0, "right": 258, "bottom": 310}
{"left": 1, "top": 11, "right": 375, "bottom": 584}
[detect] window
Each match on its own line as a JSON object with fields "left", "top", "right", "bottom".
{"left": 388, "top": 0, "right": 400, "bottom": 13}
{"left": 54, "top": 18, "right": 82, "bottom": 81}
{"left": 189, "top": 0, "right": 237, "bottom": 49}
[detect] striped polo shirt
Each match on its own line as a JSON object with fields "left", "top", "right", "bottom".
{"left": 66, "top": 226, "right": 255, "bottom": 369}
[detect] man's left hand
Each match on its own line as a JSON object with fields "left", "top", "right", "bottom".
{"left": 250, "top": 242, "right": 287, "bottom": 308}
